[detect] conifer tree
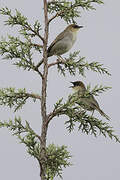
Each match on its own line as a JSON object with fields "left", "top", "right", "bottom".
{"left": 0, "top": 1, "right": 119, "bottom": 180}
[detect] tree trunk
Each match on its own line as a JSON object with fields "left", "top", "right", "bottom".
{"left": 40, "top": 0, "right": 49, "bottom": 179}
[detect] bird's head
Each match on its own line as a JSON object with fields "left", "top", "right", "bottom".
{"left": 66, "top": 24, "right": 83, "bottom": 32}
{"left": 70, "top": 81, "right": 86, "bottom": 92}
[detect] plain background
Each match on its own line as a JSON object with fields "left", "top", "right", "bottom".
{"left": 0, "top": 0, "right": 120, "bottom": 179}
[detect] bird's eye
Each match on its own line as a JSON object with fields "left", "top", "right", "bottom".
{"left": 74, "top": 82, "right": 80, "bottom": 86}
{"left": 73, "top": 25, "right": 80, "bottom": 29}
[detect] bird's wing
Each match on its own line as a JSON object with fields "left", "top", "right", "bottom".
{"left": 77, "top": 94, "right": 100, "bottom": 110}
{"left": 90, "top": 95, "right": 110, "bottom": 120}
{"left": 89, "top": 94, "right": 100, "bottom": 108}
{"left": 47, "top": 30, "right": 67, "bottom": 53}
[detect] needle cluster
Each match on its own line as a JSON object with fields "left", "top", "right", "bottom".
{"left": 0, "top": 87, "right": 41, "bottom": 111}
{"left": 55, "top": 51, "right": 111, "bottom": 76}
{"left": 48, "top": 0, "right": 103, "bottom": 23}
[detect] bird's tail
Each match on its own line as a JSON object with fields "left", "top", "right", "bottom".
{"left": 97, "top": 108, "right": 110, "bottom": 120}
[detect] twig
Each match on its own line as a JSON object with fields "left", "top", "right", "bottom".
{"left": 36, "top": 134, "right": 43, "bottom": 144}
{"left": 48, "top": 11, "right": 61, "bottom": 24}
{"left": 34, "top": 67, "right": 44, "bottom": 79}
{"left": 48, "top": 58, "right": 66, "bottom": 68}
{"left": 24, "top": 24, "right": 45, "bottom": 43}
{"left": 35, "top": 58, "right": 44, "bottom": 69}
{"left": 46, "top": 107, "right": 66, "bottom": 126}
{"left": 48, "top": 60, "right": 64, "bottom": 68}
{"left": 31, "top": 43, "right": 43, "bottom": 48}
{"left": 25, "top": 93, "right": 41, "bottom": 100}
{"left": 6, "top": 92, "right": 41, "bottom": 100}
{"left": 14, "top": 97, "right": 28, "bottom": 112}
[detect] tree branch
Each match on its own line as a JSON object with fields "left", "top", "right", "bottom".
{"left": 25, "top": 24, "right": 45, "bottom": 43}
{"left": 24, "top": 92, "right": 41, "bottom": 100}
{"left": 34, "top": 67, "right": 44, "bottom": 79}
{"left": 0, "top": 88, "right": 41, "bottom": 111}
{"left": 46, "top": 100, "right": 120, "bottom": 143}
{"left": 30, "top": 43, "right": 43, "bottom": 49}
{"left": 47, "top": 0, "right": 104, "bottom": 23}
{"left": 49, "top": 52, "right": 111, "bottom": 76}
{"left": 48, "top": 58, "right": 65, "bottom": 68}
{"left": 48, "top": 11, "right": 61, "bottom": 24}
{"left": 0, "top": 8, "right": 45, "bottom": 42}
{"left": 35, "top": 58, "right": 44, "bottom": 69}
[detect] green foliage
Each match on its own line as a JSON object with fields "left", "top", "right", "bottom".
{"left": 46, "top": 144, "right": 71, "bottom": 179}
{"left": 0, "top": 7, "right": 28, "bottom": 26}
{"left": 0, "top": 34, "right": 43, "bottom": 71}
{"left": 48, "top": 0, "right": 103, "bottom": 23}
{"left": 0, "top": 117, "right": 71, "bottom": 176}
{"left": 0, "top": 117, "right": 71, "bottom": 179}
{"left": 0, "top": 117, "right": 41, "bottom": 160}
{"left": 50, "top": 85, "right": 119, "bottom": 142}
{"left": 0, "top": 87, "right": 40, "bottom": 111}
{"left": 0, "top": 36, "right": 35, "bottom": 70}
{"left": 57, "top": 51, "right": 111, "bottom": 76}
{"left": 0, "top": 87, "right": 26, "bottom": 111}
{"left": 86, "top": 84, "right": 111, "bottom": 96}
{"left": 66, "top": 112, "right": 120, "bottom": 142}
{"left": 0, "top": 8, "right": 43, "bottom": 72}
{"left": 0, "top": 7, "right": 42, "bottom": 37}
{"left": 20, "top": 20, "right": 42, "bottom": 38}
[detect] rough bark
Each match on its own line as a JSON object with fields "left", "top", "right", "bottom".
{"left": 40, "top": 0, "right": 49, "bottom": 179}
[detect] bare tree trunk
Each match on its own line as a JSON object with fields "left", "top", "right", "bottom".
{"left": 40, "top": 0, "right": 49, "bottom": 179}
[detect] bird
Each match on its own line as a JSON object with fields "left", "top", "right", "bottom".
{"left": 70, "top": 81, "right": 110, "bottom": 120}
{"left": 47, "top": 24, "right": 83, "bottom": 57}
{"left": 35, "top": 24, "right": 83, "bottom": 68}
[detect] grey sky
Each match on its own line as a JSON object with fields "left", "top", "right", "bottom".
{"left": 0, "top": 0, "right": 120, "bottom": 180}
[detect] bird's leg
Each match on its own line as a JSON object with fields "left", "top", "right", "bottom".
{"left": 57, "top": 55, "right": 66, "bottom": 63}
{"left": 91, "top": 110, "right": 94, "bottom": 118}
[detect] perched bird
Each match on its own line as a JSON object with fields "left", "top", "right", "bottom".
{"left": 70, "top": 81, "right": 110, "bottom": 120}
{"left": 47, "top": 24, "right": 83, "bottom": 57}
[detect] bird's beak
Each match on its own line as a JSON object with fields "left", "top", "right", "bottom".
{"left": 78, "top": 26, "right": 83, "bottom": 29}
{"left": 69, "top": 82, "right": 74, "bottom": 88}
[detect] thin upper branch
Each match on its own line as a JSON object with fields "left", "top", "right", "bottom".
{"left": 48, "top": 11, "right": 61, "bottom": 24}
{"left": 35, "top": 58, "right": 44, "bottom": 69}
{"left": 46, "top": 106, "right": 66, "bottom": 126}
{"left": 30, "top": 43, "right": 43, "bottom": 49}
{"left": 34, "top": 67, "right": 44, "bottom": 79}
{"left": 24, "top": 24, "right": 45, "bottom": 43}
{"left": 25, "top": 93, "right": 41, "bottom": 100}
{"left": 48, "top": 60, "right": 64, "bottom": 68}
{"left": 48, "top": 57, "right": 66, "bottom": 68}
{"left": 35, "top": 134, "right": 43, "bottom": 143}
{"left": 5, "top": 92, "right": 41, "bottom": 101}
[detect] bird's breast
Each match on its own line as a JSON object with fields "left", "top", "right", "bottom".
{"left": 68, "top": 31, "right": 77, "bottom": 45}
{"left": 63, "top": 32, "right": 77, "bottom": 50}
